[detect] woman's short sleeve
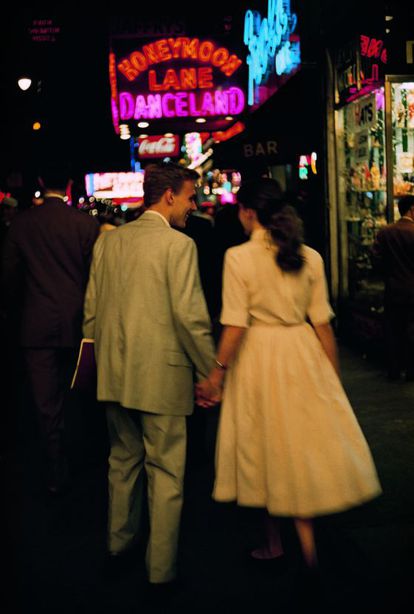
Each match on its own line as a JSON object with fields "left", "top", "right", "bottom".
{"left": 307, "top": 252, "right": 335, "bottom": 325}
{"left": 220, "top": 249, "right": 250, "bottom": 327}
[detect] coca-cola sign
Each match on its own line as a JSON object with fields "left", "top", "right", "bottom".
{"left": 137, "top": 134, "right": 180, "bottom": 158}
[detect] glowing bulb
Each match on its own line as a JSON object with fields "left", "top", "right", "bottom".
{"left": 195, "top": 118, "right": 206, "bottom": 123}
{"left": 32, "top": 122, "right": 41, "bottom": 130}
{"left": 137, "top": 121, "right": 149, "bottom": 128}
{"left": 18, "top": 77, "right": 32, "bottom": 91}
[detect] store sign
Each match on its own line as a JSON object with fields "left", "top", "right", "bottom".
{"left": 243, "top": 0, "right": 301, "bottom": 108}
{"left": 298, "top": 152, "right": 317, "bottom": 180}
{"left": 336, "top": 34, "right": 387, "bottom": 104}
{"left": 29, "top": 18, "right": 61, "bottom": 43}
{"left": 110, "top": 36, "right": 246, "bottom": 133}
{"left": 137, "top": 135, "right": 180, "bottom": 158}
{"left": 350, "top": 93, "right": 378, "bottom": 132}
{"left": 243, "top": 140, "right": 278, "bottom": 157}
{"left": 85, "top": 172, "right": 144, "bottom": 199}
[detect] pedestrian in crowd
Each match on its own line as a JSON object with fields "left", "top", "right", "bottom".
{"left": 196, "top": 178, "right": 382, "bottom": 573}
{"left": 372, "top": 195, "right": 414, "bottom": 381}
{"left": 1, "top": 165, "right": 99, "bottom": 494}
{"left": 82, "top": 161, "right": 215, "bottom": 593}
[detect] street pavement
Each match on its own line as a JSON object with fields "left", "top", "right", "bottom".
{"left": 1, "top": 343, "right": 413, "bottom": 613}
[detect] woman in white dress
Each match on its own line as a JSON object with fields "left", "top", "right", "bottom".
{"left": 196, "top": 178, "right": 382, "bottom": 569}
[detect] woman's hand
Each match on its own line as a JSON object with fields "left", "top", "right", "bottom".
{"left": 195, "top": 378, "right": 222, "bottom": 407}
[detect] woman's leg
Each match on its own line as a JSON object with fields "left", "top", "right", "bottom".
{"left": 293, "top": 517, "right": 318, "bottom": 568}
{"left": 251, "top": 512, "right": 284, "bottom": 559}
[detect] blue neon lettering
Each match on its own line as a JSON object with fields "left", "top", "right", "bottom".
{"left": 244, "top": 0, "right": 300, "bottom": 106}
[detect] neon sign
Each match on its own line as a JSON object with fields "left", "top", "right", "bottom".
{"left": 119, "top": 88, "right": 245, "bottom": 120}
{"left": 137, "top": 135, "right": 180, "bottom": 158}
{"left": 117, "top": 38, "right": 242, "bottom": 81}
{"left": 244, "top": 0, "right": 301, "bottom": 107}
{"left": 298, "top": 153, "right": 317, "bottom": 180}
{"left": 111, "top": 35, "right": 246, "bottom": 131}
{"left": 85, "top": 172, "right": 144, "bottom": 199}
{"left": 360, "top": 35, "right": 387, "bottom": 64}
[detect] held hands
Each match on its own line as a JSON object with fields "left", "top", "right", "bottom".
{"left": 195, "top": 378, "right": 222, "bottom": 408}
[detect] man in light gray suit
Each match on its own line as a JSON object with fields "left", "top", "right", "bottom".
{"left": 83, "top": 162, "right": 215, "bottom": 588}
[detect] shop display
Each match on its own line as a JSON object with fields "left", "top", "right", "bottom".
{"left": 391, "top": 82, "right": 414, "bottom": 203}
{"left": 336, "top": 88, "right": 387, "bottom": 299}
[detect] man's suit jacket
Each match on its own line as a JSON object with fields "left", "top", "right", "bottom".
{"left": 2, "top": 197, "right": 99, "bottom": 347}
{"left": 83, "top": 211, "right": 215, "bottom": 416}
{"left": 372, "top": 217, "right": 414, "bottom": 305}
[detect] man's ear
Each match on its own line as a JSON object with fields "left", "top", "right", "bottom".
{"left": 166, "top": 188, "right": 174, "bottom": 204}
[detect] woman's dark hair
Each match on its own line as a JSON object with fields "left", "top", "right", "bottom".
{"left": 237, "top": 178, "right": 305, "bottom": 272}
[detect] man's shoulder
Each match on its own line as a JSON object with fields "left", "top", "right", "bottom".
{"left": 7, "top": 207, "right": 37, "bottom": 235}
{"left": 379, "top": 219, "right": 414, "bottom": 236}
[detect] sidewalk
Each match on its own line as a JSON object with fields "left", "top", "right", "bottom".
{"left": 2, "top": 343, "right": 413, "bottom": 613}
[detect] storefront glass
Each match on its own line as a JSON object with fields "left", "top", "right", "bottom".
{"left": 388, "top": 80, "right": 414, "bottom": 217}
{"left": 336, "top": 87, "right": 387, "bottom": 301}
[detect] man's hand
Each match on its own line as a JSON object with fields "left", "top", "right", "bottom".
{"left": 195, "top": 379, "right": 222, "bottom": 408}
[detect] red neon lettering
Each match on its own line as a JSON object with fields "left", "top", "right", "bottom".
{"left": 221, "top": 55, "right": 243, "bottom": 77}
{"left": 117, "top": 59, "right": 138, "bottom": 82}
{"left": 360, "top": 35, "right": 369, "bottom": 56}
{"left": 130, "top": 51, "right": 148, "bottom": 73}
{"left": 182, "top": 37, "right": 199, "bottom": 59}
{"left": 154, "top": 39, "right": 172, "bottom": 62}
{"left": 360, "top": 35, "right": 386, "bottom": 63}
{"left": 198, "top": 67, "right": 213, "bottom": 88}
{"left": 142, "top": 42, "right": 160, "bottom": 65}
{"left": 367, "top": 38, "right": 383, "bottom": 58}
{"left": 212, "top": 47, "right": 229, "bottom": 67}
{"left": 119, "top": 38, "right": 242, "bottom": 80}
{"left": 148, "top": 70, "right": 162, "bottom": 91}
{"left": 199, "top": 41, "right": 214, "bottom": 62}
{"left": 149, "top": 66, "right": 213, "bottom": 91}
{"left": 163, "top": 68, "right": 181, "bottom": 90}
{"left": 180, "top": 68, "right": 197, "bottom": 89}
{"left": 167, "top": 37, "right": 183, "bottom": 58}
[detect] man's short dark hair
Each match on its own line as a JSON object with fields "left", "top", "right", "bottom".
{"left": 143, "top": 162, "right": 199, "bottom": 207}
{"left": 398, "top": 195, "right": 414, "bottom": 217}
{"left": 39, "top": 164, "right": 72, "bottom": 191}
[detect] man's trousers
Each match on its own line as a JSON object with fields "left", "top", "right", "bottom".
{"left": 106, "top": 402, "right": 186, "bottom": 583}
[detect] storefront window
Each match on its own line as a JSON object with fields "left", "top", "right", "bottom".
{"left": 390, "top": 81, "right": 414, "bottom": 216}
{"left": 336, "top": 87, "right": 387, "bottom": 300}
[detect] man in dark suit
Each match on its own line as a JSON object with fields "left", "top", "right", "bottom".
{"left": 2, "top": 166, "right": 99, "bottom": 493}
{"left": 372, "top": 195, "right": 414, "bottom": 381}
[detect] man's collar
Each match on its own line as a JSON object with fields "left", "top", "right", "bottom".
{"left": 143, "top": 209, "right": 170, "bottom": 227}
{"left": 44, "top": 192, "right": 66, "bottom": 201}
